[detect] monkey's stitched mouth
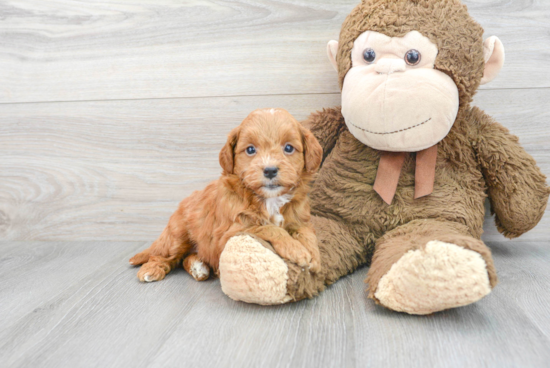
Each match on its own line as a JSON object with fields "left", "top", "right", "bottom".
{"left": 349, "top": 117, "right": 432, "bottom": 135}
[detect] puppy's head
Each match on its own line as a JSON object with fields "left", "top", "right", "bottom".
{"left": 219, "top": 108, "right": 322, "bottom": 198}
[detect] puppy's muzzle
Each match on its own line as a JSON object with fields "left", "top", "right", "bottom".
{"left": 263, "top": 167, "right": 278, "bottom": 179}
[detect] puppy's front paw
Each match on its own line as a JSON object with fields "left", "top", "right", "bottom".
{"left": 308, "top": 250, "right": 321, "bottom": 273}
{"left": 275, "top": 242, "right": 312, "bottom": 270}
{"left": 137, "top": 262, "right": 167, "bottom": 282}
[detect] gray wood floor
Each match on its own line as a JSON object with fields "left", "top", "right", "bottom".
{"left": 0, "top": 240, "right": 549, "bottom": 368}
{"left": 1, "top": 0, "right": 549, "bottom": 367}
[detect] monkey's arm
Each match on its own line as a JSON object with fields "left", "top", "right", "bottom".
{"left": 472, "top": 108, "right": 550, "bottom": 238}
{"left": 302, "top": 107, "right": 347, "bottom": 164}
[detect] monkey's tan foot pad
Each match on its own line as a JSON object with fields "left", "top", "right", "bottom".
{"left": 373, "top": 240, "right": 492, "bottom": 315}
{"left": 219, "top": 235, "right": 292, "bottom": 305}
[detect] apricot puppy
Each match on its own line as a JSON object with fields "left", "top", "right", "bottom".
{"left": 129, "top": 108, "right": 323, "bottom": 282}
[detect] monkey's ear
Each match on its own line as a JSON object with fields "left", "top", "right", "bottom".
{"left": 326, "top": 40, "right": 339, "bottom": 72}
{"left": 219, "top": 126, "right": 240, "bottom": 174}
{"left": 480, "top": 36, "right": 505, "bottom": 85}
{"left": 301, "top": 127, "right": 323, "bottom": 173}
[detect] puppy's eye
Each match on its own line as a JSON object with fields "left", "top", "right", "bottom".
{"left": 405, "top": 49, "right": 421, "bottom": 66}
{"left": 283, "top": 144, "right": 295, "bottom": 154}
{"left": 363, "top": 48, "right": 376, "bottom": 63}
{"left": 246, "top": 146, "right": 256, "bottom": 156}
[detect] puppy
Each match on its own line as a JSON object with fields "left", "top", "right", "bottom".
{"left": 129, "top": 108, "right": 323, "bottom": 282}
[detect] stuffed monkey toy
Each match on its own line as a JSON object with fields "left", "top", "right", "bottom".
{"left": 218, "top": 0, "right": 549, "bottom": 314}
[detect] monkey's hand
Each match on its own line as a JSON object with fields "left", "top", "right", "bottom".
{"left": 472, "top": 108, "right": 550, "bottom": 238}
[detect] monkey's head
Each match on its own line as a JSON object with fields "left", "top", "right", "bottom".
{"left": 327, "top": 0, "right": 505, "bottom": 152}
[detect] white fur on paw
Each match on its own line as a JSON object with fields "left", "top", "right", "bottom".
{"left": 144, "top": 275, "right": 153, "bottom": 283}
{"left": 219, "top": 235, "right": 291, "bottom": 305}
{"left": 375, "top": 240, "right": 491, "bottom": 315}
{"left": 190, "top": 260, "right": 209, "bottom": 281}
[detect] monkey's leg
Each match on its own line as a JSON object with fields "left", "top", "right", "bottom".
{"left": 366, "top": 219, "right": 497, "bottom": 315}
{"left": 218, "top": 216, "right": 371, "bottom": 305}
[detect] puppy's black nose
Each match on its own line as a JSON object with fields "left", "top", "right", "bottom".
{"left": 263, "top": 167, "right": 278, "bottom": 179}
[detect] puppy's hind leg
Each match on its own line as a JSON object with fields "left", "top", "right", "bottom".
{"left": 132, "top": 222, "right": 192, "bottom": 283}
{"left": 183, "top": 253, "right": 211, "bottom": 281}
{"left": 129, "top": 248, "right": 151, "bottom": 266}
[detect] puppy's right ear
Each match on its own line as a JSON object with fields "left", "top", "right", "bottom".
{"left": 219, "top": 126, "right": 240, "bottom": 174}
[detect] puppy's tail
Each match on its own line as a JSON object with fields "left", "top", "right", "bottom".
{"left": 129, "top": 249, "right": 151, "bottom": 266}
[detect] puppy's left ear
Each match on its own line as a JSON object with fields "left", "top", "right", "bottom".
{"left": 301, "top": 127, "right": 323, "bottom": 173}
{"left": 219, "top": 126, "right": 240, "bottom": 174}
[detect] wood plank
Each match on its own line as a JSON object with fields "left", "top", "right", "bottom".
{"left": 0, "top": 0, "right": 548, "bottom": 104}
{"left": 0, "top": 93, "right": 339, "bottom": 241}
{"left": 0, "top": 241, "right": 548, "bottom": 367}
{"left": 0, "top": 241, "right": 145, "bottom": 331}
{"left": 1, "top": 89, "right": 548, "bottom": 241}
{"left": 0, "top": 241, "right": 215, "bottom": 368}
{"left": 487, "top": 241, "right": 550, "bottom": 340}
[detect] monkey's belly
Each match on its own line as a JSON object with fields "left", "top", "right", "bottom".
{"left": 310, "top": 143, "right": 486, "bottom": 240}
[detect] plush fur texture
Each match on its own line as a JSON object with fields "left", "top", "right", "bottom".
{"left": 220, "top": 234, "right": 292, "bottom": 305}
{"left": 374, "top": 240, "right": 492, "bottom": 314}
{"left": 340, "top": 30, "right": 459, "bottom": 152}
{"left": 336, "top": 0, "right": 485, "bottom": 107}
{"left": 129, "top": 108, "right": 323, "bottom": 282}
{"left": 218, "top": 0, "right": 549, "bottom": 314}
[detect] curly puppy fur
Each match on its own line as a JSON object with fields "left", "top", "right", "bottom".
{"left": 130, "top": 108, "right": 323, "bottom": 282}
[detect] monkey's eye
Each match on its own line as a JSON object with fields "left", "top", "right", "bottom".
{"left": 405, "top": 49, "right": 421, "bottom": 66}
{"left": 246, "top": 145, "right": 256, "bottom": 156}
{"left": 362, "top": 48, "right": 376, "bottom": 63}
{"left": 284, "top": 144, "right": 295, "bottom": 154}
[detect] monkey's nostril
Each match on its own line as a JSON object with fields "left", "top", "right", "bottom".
{"left": 263, "top": 167, "right": 278, "bottom": 179}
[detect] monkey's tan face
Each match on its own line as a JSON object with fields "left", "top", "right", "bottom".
{"left": 340, "top": 31, "right": 459, "bottom": 152}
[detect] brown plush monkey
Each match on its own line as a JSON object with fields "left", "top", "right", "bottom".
{"left": 218, "top": 0, "right": 549, "bottom": 314}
